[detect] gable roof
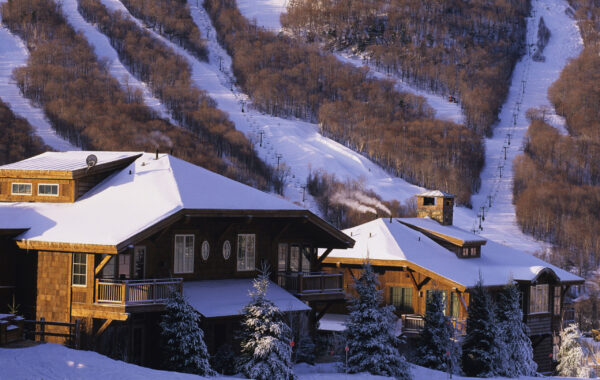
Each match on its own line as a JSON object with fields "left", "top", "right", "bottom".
{"left": 322, "top": 218, "right": 583, "bottom": 289}
{"left": 417, "top": 190, "right": 454, "bottom": 198}
{"left": 398, "top": 217, "right": 487, "bottom": 246}
{"left": 0, "top": 152, "right": 352, "bottom": 253}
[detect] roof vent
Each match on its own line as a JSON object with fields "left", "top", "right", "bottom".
{"left": 86, "top": 154, "right": 98, "bottom": 170}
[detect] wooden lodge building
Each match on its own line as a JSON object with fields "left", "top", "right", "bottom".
{"left": 320, "top": 190, "right": 584, "bottom": 373}
{"left": 0, "top": 151, "right": 354, "bottom": 365}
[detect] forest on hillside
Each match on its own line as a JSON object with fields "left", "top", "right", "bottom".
{"left": 198, "top": 0, "right": 484, "bottom": 204}
{"left": 1, "top": 0, "right": 272, "bottom": 189}
{"left": 513, "top": 0, "right": 600, "bottom": 285}
{"left": 0, "top": 100, "right": 46, "bottom": 165}
{"left": 282, "top": 0, "right": 530, "bottom": 137}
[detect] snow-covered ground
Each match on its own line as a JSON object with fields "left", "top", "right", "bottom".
{"left": 0, "top": 4, "right": 78, "bottom": 151}
{"left": 0, "top": 343, "right": 588, "bottom": 380}
{"left": 60, "top": 0, "right": 174, "bottom": 123}
{"left": 235, "top": 0, "right": 583, "bottom": 254}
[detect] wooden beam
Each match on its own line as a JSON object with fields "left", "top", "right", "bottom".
{"left": 314, "top": 302, "right": 334, "bottom": 322}
{"left": 95, "top": 319, "right": 113, "bottom": 338}
{"left": 457, "top": 291, "right": 468, "bottom": 313}
{"left": 17, "top": 240, "right": 118, "bottom": 254}
{"left": 95, "top": 255, "right": 112, "bottom": 276}
{"left": 407, "top": 269, "right": 430, "bottom": 291}
{"left": 317, "top": 248, "right": 333, "bottom": 264}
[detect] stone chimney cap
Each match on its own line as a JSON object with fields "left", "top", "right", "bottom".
{"left": 417, "top": 190, "right": 455, "bottom": 198}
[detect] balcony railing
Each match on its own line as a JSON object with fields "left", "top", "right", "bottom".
{"left": 277, "top": 271, "right": 344, "bottom": 296}
{"left": 401, "top": 314, "right": 466, "bottom": 338}
{"left": 95, "top": 278, "right": 183, "bottom": 305}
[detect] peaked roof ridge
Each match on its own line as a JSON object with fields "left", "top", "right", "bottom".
{"left": 417, "top": 190, "right": 455, "bottom": 198}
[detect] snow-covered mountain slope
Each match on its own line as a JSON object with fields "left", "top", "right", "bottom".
{"left": 457, "top": 0, "right": 583, "bottom": 251}
{"left": 60, "top": 0, "right": 174, "bottom": 123}
{"left": 0, "top": 8, "right": 78, "bottom": 151}
{"left": 97, "top": 0, "right": 425, "bottom": 210}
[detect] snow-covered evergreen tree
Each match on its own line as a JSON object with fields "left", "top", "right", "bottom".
{"left": 495, "top": 283, "right": 537, "bottom": 377}
{"left": 461, "top": 278, "right": 499, "bottom": 377}
{"left": 159, "top": 291, "right": 215, "bottom": 376}
{"left": 416, "top": 290, "right": 455, "bottom": 372}
{"left": 237, "top": 269, "right": 296, "bottom": 380}
{"left": 557, "top": 323, "right": 590, "bottom": 378}
{"left": 211, "top": 344, "right": 237, "bottom": 375}
{"left": 345, "top": 262, "right": 411, "bottom": 379}
{"left": 295, "top": 334, "right": 316, "bottom": 364}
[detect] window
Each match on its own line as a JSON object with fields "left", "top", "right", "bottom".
{"left": 174, "top": 234, "right": 194, "bottom": 273}
{"left": 426, "top": 290, "right": 448, "bottom": 315}
{"left": 450, "top": 292, "right": 460, "bottom": 318}
{"left": 530, "top": 284, "right": 549, "bottom": 314}
{"left": 277, "top": 243, "right": 288, "bottom": 272}
{"left": 133, "top": 246, "right": 146, "bottom": 279}
{"left": 289, "top": 245, "right": 300, "bottom": 272}
{"left": 222, "top": 240, "right": 231, "bottom": 260}
{"left": 237, "top": 234, "right": 255, "bottom": 271}
{"left": 553, "top": 286, "right": 561, "bottom": 315}
{"left": 11, "top": 183, "right": 32, "bottom": 195}
{"left": 201, "top": 240, "right": 210, "bottom": 261}
{"left": 423, "top": 197, "right": 435, "bottom": 206}
{"left": 118, "top": 254, "right": 130, "bottom": 279}
{"left": 72, "top": 253, "right": 87, "bottom": 286}
{"left": 390, "top": 287, "right": 413, "bottom": 313}
{"left": 38, "top": 184, "right": 59, "bottom": 196}
{"left": 462, "top": 247, "right": 478, "bottom": 257}
{"left": 301, "top": 246, "right": 311, "bottom": 273}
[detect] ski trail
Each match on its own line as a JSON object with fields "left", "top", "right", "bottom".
{"left": 99, "top": 0, "right": 425, "bottom": 211}
{"left": 334, "top": 53, "right": 465, "bottom": 125}
{"left": 61, "top": 0, "right": 174, "bottom": 123}
{"left": 0, "top": 4, "right": 78, "bottom": 151}
{"left": 453, "top": 0, "right": 583, "bottom": 252}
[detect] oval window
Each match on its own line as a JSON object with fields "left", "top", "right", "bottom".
{"left": 201, "top": 240, "right": 210, "bottom": 261}
{"left": 222, "top": 240, "right": 231, "bottom": 260}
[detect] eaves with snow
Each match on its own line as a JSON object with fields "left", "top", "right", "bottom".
{"left": 321, "top": 218, "right": 582, "bottom": 290}
{"left": 0, "top": 151, "right": 352, "bottom": 253}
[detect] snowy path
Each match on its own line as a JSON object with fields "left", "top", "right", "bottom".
{"left": 0, "top": 5, "right": 78, "bottom": 151}
{"left": 61, "top": 0, "right": 174, "bottom": 123}
{"left": 99, "top": 0, "right": 425, "bottom": 210}
{"left": 453, "top": 0, "right": 583, "bottom": 252}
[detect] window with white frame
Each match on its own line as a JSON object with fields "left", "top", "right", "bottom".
{"left": 11, "top": 183, "right": 32, "bottom": 195}
{"left": 72, "top": 253, "right": 87, "bottom": 286}
{"left": 174, "top": 234, "right": 194, "bottom": 273}
{"left": 38, "top": 184, "right": 59, "bottom": 196}
{"left": 530, "top": 284, "right": 549, "bottom": 314}
{"left": 237, "top": 234, "right": 255, "bottom": 271}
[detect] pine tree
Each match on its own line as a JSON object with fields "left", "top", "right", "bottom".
{"left": 495, "top": 284, "right": 537, "bottom": 377}
{"left": 159, "top": 291, "right": 215, "bottom": 376}
{"left": 295, "top": 334, "right": 316, "bottom": 364}
{"left": 416, "top": 290, "right": 455, "bottom": 372}
{"left": 461, "top": 278, "right": 498, "bottom": 377}
{"left": 557, "top": 323, "right": 590, "bottom": 378}
{"left": 237, "top": 269, "right": 296, "bottom": 380}
{"left": 345, "top": 262, "right": 411, "bottom": 379}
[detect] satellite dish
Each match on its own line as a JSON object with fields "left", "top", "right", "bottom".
{"left": 86, "top": 154, "right": 98, "bottom": 169}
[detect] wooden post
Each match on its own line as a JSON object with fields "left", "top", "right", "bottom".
{"left": 40, "top": 317, "right": 45, "bottom": 343}
{"left": 298, "top": 273, "right": 303, "bottom": 294}
{"left": 95, "top": 278, "right": 99, "bottom": 303}
{"left": 74, "top": 319, "right": 81, "bottom": 349}
{"left": 123, "top": 282, "right": 128, "bottom": 305}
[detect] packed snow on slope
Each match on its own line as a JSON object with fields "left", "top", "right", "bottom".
{"left": 0, "top": 343, "right": 590, "bottom": 380}
{"left": 453, "top": 0, "right": 583, "bottom": 253}
{"left": 0, "top": 4, "right": 77, "bottom": 151}
{"left": 61, "top": 0, "right": 174, "bottom": 122}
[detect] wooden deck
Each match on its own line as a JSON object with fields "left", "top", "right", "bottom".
{"left": 277, "top": 271, "right": 345, "bottom": 301}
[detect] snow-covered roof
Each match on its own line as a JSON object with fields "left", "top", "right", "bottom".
{"left": 398, "top": 217, "right": 487, "bottom": 245}
{"left": 0, "top": 152, "right": 323, "bottom": 251}
{"left": 183, "top": 279, "right": 311, "bottom": 318}
{"left": 318, "top": 313, "right": 348, "bottom": 332}
{"left": 323, "top": 219, "right": 583, "bottom": 288}
{"left": 0, "top": 151, "right": 140, "bottom": 172}
{"left": 417, "top": 190, "right": 454, "bottom": 198}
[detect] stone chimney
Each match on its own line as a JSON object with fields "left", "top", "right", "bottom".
{"left": 416, "top": 190, "right": 455, "bottom": 225}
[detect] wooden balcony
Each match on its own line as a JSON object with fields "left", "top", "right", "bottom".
{"left": 401, "top": 314, "right": 466, "bottom": 339}
{"left": 72, "top": 278, "right": 183, "bottom": 321}
{"left": 277, "top": 271, "right": 344, "bottom": 301}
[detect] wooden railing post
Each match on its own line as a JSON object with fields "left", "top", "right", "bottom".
{"left": 74, "top": 319, "right": 81, "bottom": 349}
{"left": 298, "top": 273, "right": 303, "bottom": 294}
{"left": 95, "top": 278, "right": 99, "bottom": 303}
{"left": 121, "top": 282, "right": 127, "bottom": 305}
{"left": 40, "top": 317, "right": 45, "bottom": 343}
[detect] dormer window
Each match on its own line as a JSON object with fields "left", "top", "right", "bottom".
{"left": 38, "top": 184, "right": 59, "bottom": 196}
{"left": 11, "top": 183, "right": 32, "bottom": 195}
{"left": 423, "top": 197, "right": 435, "bottom": 206}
